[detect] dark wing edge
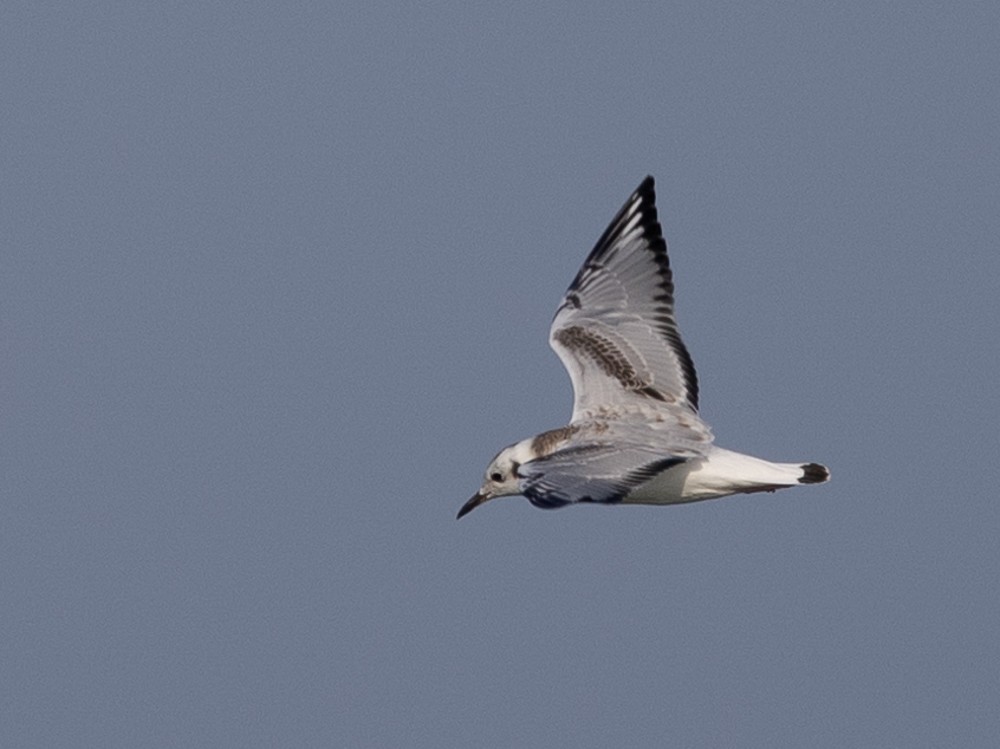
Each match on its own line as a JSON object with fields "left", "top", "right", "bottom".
{"left": 560, "top": 176, "right": 700, "bottom": 411}
{"left": 521, "top": 445, "right": 688, "bottom": 508}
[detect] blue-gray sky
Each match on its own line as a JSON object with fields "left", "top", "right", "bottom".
{"left": 3, "top": 3, "right": 998, "bottom": 747}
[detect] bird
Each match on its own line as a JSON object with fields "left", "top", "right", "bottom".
{"left": 457, "top": 176, "right": 829, "bottom": 519}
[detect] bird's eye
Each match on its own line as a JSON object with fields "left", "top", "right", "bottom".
{"left": 490, "top": 472, "right": 503, "bottom": 482}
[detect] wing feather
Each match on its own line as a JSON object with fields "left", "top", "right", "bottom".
{"left": 519, "top": 442, "right": 688, "bottom": 508}
{"left": 549, "top": 177, "right": 703, "bottom": 430}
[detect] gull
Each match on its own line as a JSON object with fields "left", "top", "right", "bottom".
{"left": 458, "top": 176, "right": 829, "bottom": 519}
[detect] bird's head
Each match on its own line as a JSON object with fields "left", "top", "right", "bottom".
{"left": 457, "top": 441, "right": 531, "bottom": 519}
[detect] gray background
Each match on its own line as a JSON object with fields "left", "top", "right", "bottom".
{"left": 3, "top": 2, "right": 998, "bottom": 747}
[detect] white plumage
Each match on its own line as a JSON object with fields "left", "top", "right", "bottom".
{"left": 458, "top": 176, "right": 828, "bottom": 519}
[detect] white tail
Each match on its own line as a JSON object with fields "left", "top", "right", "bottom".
{"left": 622, "top": 446, "right": 829, "bottom": 506}
{"left": 687, "top": 447, "right": 829, "bottom": 497}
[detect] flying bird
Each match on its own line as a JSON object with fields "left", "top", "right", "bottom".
{"left": 458, "top": 176, "right": 828, "bottom": 519}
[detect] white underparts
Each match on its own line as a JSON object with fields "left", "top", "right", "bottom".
{"left": 622, "top": 446, "right": 818, "bottom": 505}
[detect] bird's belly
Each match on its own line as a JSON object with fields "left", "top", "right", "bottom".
{"left": 622, "top": 458, "right": 738, "bottom": 505}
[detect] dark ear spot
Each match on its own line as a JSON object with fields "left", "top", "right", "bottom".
{"left": 511, "top": 460, "right": 521, "bottom": 478}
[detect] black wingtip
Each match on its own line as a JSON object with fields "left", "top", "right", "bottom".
{"left": 798, "top": 463, "right": 830, "bottom": 484}
{"left": 631, "top": 176, "right": 655, "bottom": 205}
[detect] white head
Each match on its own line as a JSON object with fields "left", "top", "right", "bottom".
{"left": 457, "top": 440, "right": 534, "bottom": 518}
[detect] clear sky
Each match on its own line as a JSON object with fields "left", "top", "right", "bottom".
{"left": 3, "top": 3, "right": 998, "bottom": 747}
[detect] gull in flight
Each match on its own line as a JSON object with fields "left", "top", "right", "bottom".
{"left": 458, "top": 176, "right": 829, "bottom": 519}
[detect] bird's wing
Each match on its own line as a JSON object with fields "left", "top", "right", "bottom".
{"left": 550, "top": 177, "right": 705, "bottom": 432}
{"left": 518, "top": 440, "right": 692, "bottom": 509}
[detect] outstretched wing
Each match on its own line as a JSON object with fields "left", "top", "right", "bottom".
{"left": 519, "top": 441, "right": 689, "bottom": 509}
{"left": 550, "top": 177, "right": 702, "bottom": 426}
